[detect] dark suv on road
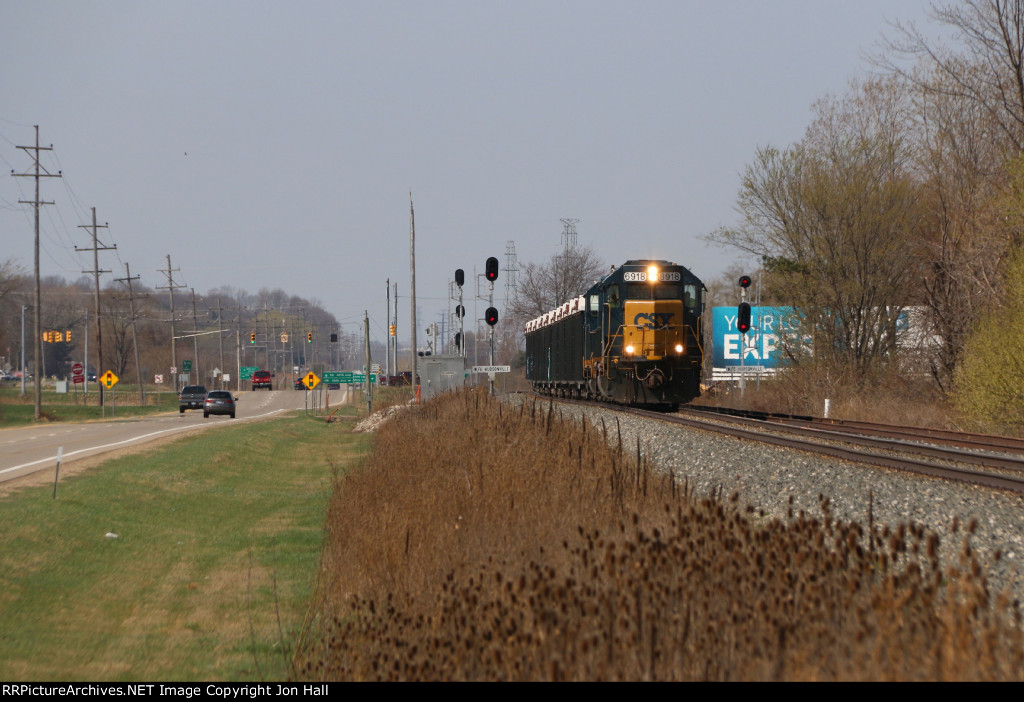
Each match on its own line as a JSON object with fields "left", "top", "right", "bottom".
{"left": 179, "top": 385, "right": 208, "bottom": 413}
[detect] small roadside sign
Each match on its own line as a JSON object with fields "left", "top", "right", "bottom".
{"left": 155, "top": 374, "right": 164, "bottom": 384}
{"left": 303, "top": 372, "right": 320, "bottom": 390}
{"left": 471, "top": 366, "right": 511, "bottom": 374}
{"left": 101, "top": 370, "right": 119, "bottom": 389}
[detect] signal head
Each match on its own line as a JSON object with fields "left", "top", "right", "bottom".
{"left": 485, "top": 307, "right": 499, "bottom": 326}
{"left": 737, "top": 302, "right": 752, "bottom": 334}
{"left": 739, "top": 275, "right": 752, "bottom": 288}
{"left": 485, "top": 257, "right": 499, "bottom": 282}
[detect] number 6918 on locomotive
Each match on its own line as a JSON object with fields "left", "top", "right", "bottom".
{"left": 524, "top": 260, "right": 704, "bottom": 409}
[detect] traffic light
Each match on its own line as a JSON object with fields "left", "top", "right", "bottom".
{"left": 250, "top": 332, "right": 256, "bottom": 345}
{"left": 389, "top": 324, "right": 396, "bottom": 337}
{"left": 307, "top": 331, "right": 313, "bottom": 343}
{"left": 330, "top": 333, "right": 338, "bottom": 343}
{"left": 455, "top": 268, "right": 465, "bottom": 287}
{"left": 485, "top": 257, "right": 499, "bottom": 283}
{"left": 739, "top": 274, "right": 752, "bottom": 288}
{"left": 485, "top": 307, "right": 499, "bottom": 326}
{"left": 737, "top": 302, "right": 752, "bottom": 334}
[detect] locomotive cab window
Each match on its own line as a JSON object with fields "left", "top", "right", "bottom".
{"left": 684, "top": 284, "right": 698, "bottom": 310}
{"left": 607, "top": 285, "right": 621, "bottom": 307}
{"left": 589, "top": 294, "right": 600, "bottom": 314}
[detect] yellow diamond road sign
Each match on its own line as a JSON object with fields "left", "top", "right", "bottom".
{"left": 101, "top": 370, "right": 119, "bottom": 388}
{"left": 302, "top": 372, "right": 320, "bottom": 390}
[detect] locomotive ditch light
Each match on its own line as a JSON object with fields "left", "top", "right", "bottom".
{"left": 625, "top": 344, "right": 635, "bottom": 355}
{"left": 675, "top": 344, "right": 684, "bottom": 353}
{"left": 647, "top": 265, "right": 659, "bottom": 282}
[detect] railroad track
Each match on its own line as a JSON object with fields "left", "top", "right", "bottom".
{"left": 534, "top": 395, "right": 1024, "bottom": 495}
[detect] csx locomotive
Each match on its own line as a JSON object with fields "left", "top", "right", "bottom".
{"left": 524, "top": 260, "right": 704, "bottom": 409}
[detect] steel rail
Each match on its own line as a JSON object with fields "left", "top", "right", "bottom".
{"left": 536, "top": 396, "right": 1024, "bottom": 495}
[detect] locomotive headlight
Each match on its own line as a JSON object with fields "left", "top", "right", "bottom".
{"left": 625, "top": 345, "right": 635, "bottom": 355}
{"left": 647, "top": 265, "right": 659, "bottom": 282}
{"left": 675, "top": 344, "right": 684, "bottom": 353}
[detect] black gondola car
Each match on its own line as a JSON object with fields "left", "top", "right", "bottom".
{"left": 524, "top": 260, "right": 704, "bottom": 409}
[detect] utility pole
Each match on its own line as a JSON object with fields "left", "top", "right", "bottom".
{"left": 114, "top": 263, "right": 146, "bottom": 405}
{"left": 364, "top": 311, "right": 372, "bottom": 413}
{"left": 190, "top": 289, "right": 200, "bottom": 388}
{"left": 392, "top": 283, "right": 398, "bottom": 378}
{"left": 410, "top": 193, "right": 417, "bottom": 400}
{"left": 156, "top": 255, "right": 186, "bottom": 388}
{"left": 217, "top": 297, "right": 225, "bottom": 388}
{"left": 235, "top": 303, "right": 245, "bottom": 393}
{"left": 76, "top": 207, "right": 114, "bottom": 399}
{"left": 13, "top": 126, "right": 61, "bottom": 420}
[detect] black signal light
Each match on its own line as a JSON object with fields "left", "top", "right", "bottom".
{"left": 485, "top": 257, "right": 499, "bottom": 283}
{"left": 485, "top": 307, "right": 499, "bottom": 327}
{"left": 739, "top": 275, "right": 752, "bottom": 288}
{"left": 737, "top": 303, "right": 752, "bottom": 334}
{"left": 455, "top": 269, "right": 465, "bottom": 287}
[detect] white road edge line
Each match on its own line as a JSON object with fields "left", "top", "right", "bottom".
{"left": 0, "top": 408, "right": 291, "bottom": 476}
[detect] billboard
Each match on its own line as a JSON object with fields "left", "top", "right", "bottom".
{"left": 712, "top": 306, "right": 803, "bottom": 371}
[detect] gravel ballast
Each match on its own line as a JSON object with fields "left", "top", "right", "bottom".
{"left": 516, "top": 396, "right": 1024, "bottom": 601}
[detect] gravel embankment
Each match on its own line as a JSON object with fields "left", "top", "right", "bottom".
{"left": 513, "top": 396, "right": 1024, "bottom": 601}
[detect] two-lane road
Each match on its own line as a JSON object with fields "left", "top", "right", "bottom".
{"left": 0, "top": 387, "right": 347, "bottom": 486}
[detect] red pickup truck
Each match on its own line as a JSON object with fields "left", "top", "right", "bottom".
{"left": 252, "top": 370, "right": 272, "bottom": 390}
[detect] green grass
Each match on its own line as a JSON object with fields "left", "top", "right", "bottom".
{"left": 0, "top": 386, "right": 180, "bottom": 426}
{"left": 0, "top": 409, "right": 368, "bottom": 681}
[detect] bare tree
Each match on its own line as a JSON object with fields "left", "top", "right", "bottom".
{"left": 507, "top": 243, "right": 606, "bottom": 328}
{"left": 902, "top": 63, "right": 1015, "bottom": 389}
{"left": 711, "top": 78, "right": 924, "bottom": 376}
{"left": 879, "top": 0, "right": 1024, "bottom": 151}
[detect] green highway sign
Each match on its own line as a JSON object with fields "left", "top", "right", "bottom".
{"left": 182, "top": 359, "right": 192, "bottom": 372}
{"left": 321, "top": 371, "right": 376, "bottom": 384}
{"left": 240, "top": 366, "right": 258, "bottom": 380}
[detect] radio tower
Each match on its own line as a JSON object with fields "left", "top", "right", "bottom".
{"left": 560, "top": 218, "right": 579, "bottom": 253}
{"left": 503, "top": 240, "right": 519, "bottom": 306}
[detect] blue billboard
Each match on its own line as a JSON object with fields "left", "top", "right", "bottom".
{"left": 712, "top": 306, "right": 803, "bottom": 369}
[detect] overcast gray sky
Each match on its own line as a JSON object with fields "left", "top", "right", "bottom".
{"left": 1, "top": 0, "right": 936, "bottom": 345}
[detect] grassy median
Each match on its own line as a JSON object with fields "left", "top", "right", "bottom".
{"left": 0, "top": 409, "right": 366, "bottom": 682}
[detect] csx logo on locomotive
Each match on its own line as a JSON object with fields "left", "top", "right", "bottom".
{"left": 633, "top": 312, "right": 674, "bottom": 329}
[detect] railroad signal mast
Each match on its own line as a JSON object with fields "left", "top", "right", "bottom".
{"left": 454, "top": 268, "right": 465, "bottom": 356}
{"left": 738, "top": 274, "right": 753, "bottom": 391}
{"left": 483, "top": 257, "right": 500, "bottom": 395}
